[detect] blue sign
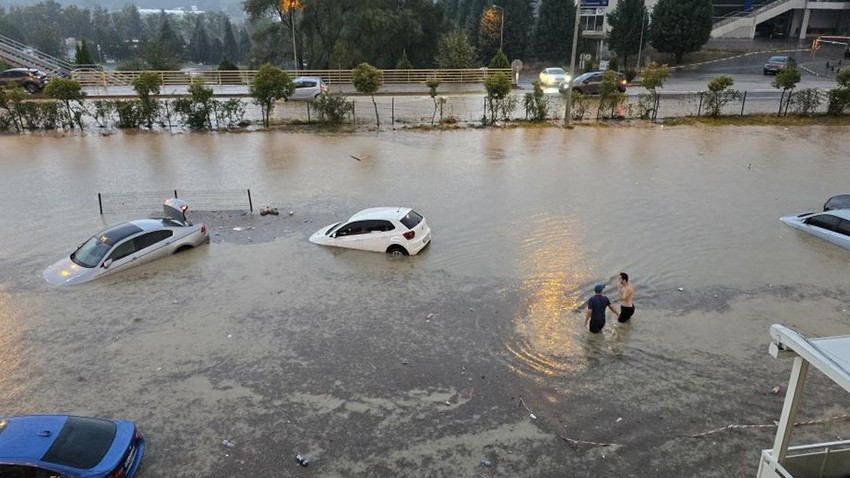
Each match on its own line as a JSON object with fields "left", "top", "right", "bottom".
{"left": 581, "top": 0, "right": 609, "bottom": 6}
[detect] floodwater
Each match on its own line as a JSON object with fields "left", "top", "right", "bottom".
{"left": 1, "top": 125, "right": 850, "bottom": 477}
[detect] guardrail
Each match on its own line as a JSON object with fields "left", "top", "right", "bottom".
{"left": 712, "top": 0, "right": 794, "bottom": 30}
{"left": 71, "top": 68, "right": 513, "bottom": 88}
{"left": 0, "top": 33, "right": 73, "bottom": 76}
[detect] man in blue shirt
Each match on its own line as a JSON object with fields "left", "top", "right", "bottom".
{"left": 585, "top": 283, "right": 619, "bottom": 333}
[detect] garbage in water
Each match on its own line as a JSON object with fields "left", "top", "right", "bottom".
{"left": 259, "top": 207, "right": 279, "bottom": 216}
{"left": 480, "top": 459, "right": 492, "bottom": 467}
{"left": 221, "top": 439, "right": 235, "bottom": 448}
{"left": 295, "top": 454, "right": 310, "bottom": 466}
{"left": 771, "top": 385, "right": 782, "bottom": 395}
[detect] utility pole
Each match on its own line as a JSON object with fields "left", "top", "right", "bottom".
{"left": 565, "top": 0, "right": 582, "bottom": 126}
{"left": 492, "top": 4, "right": 505, "bottom": 52}
{"left": 636, "top": 8, "right": 647, "bottom": 72}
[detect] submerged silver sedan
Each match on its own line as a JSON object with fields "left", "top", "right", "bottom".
{"left": 780, "top": 208, "right": 850, "bottom": 252}
{"left": 43, "top": 199, "right": 209, "bottom": 286}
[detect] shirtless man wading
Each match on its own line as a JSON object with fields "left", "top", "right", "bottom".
{"left": 618, "top": 272, "right": 635, "bottom": 323}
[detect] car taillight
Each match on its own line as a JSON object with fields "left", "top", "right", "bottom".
{"left": 107, "top": 468, "right": 125, "bottom": 478}
{"left": 403, "top": 231, "right": 415, "bottom": 240}
{"left": 201, "top": 224, "right": 207, "bottom": 235}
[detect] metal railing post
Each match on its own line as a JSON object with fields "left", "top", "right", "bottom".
{"left": 247, "top": 189, "right": 253, "bottom": 213}
{"left": 98, "top": 193, "right": 103, "bottom": 215}
{"left": 741, "top": 91, "right": 747, "bottom": 116}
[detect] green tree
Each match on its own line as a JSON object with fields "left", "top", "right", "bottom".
{"left": 434, "top": 28, "right": 478, "bottom": 69}
{"left": 132, "top": 71, "right": 163, "bottom": 128}
{"left": 222, "top": 18, "right": 240, "bottom": 63}
{"left": 352, "top": 62, "right": 383, "bottom": 127}
{"left": 44, "top": 77, "right": 86, "bottom": 129}
{"left": 187, "top": 17, "right": 212, "bottom": 64}
{"left": 534, "top": 0, "right": 575, "bottom": 61}
{"left": 249, "top": 63, "right": 294, "bottom": 127}
{"left": 75, "top": 40, "right": 95, "bottom": 65}
{"left": 483, "top": 71, "right": 511, "bottom": 124}
{"left": 638, "top": 61, "right": 669, "bottom": 120}
{"left": 523, "top": 81, "right": 548, "bottom": 121}
{"left": 243, "top": 0, "right": 301, "bottom": 68}
{"left": 771, "top": 67, "right": 801, "bottom": 116}
{"left": 426, "top": 76, "right": 444, "bottom": 125}
{"left": 608, "top": 0, "right": 648, "bottom": 69}
{"left": 703, "top": 75, "right": 740, "bottom": 117}
{"left": 649, "top": 0, "right": 712, "bottom": 64}
{"left": 219, "top": 57, "right": 239, "bottom": 70}
{"left": 827, "top": 69, "right": 850, "bottom": 116}
{"left": 396, "top": 49, "right": 413, "bottom": 69}
{"left": 597, "top": 70, "right": 625, "bottom": 119}
{"left": 489, "top": 49, "right": 509, "bottom": 68}
{"left": 0, "top": 84, "right": 28, "bottom": 132}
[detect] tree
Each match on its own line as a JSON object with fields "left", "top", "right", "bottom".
{"left": 243, "top": 0, "right": 302, "bottom": 68}
{"left": 704, "top": 75, "right": 740, "bottom": 117}
{"left": 434, "top": 28, "right": 477, "bottom": 69}
{"left": 44, "top": 77, "right": 86, "bottom": 129}
{"left": 249, "top": 63, "right": 294, "bottom": 127}
{"left": 75, "top": 40, "right": 95, "bottom": 65}
{"left": 649, "top": 0, "right": 712, "bottom": 64}
{"left": 132, "top": 72, "right": 163, "bottom": 128}
{"left": 222, "top": 19, "right": 239, "bottom": 63}
{"left": 638, "top": 61, "right": 669, "bottom": 120}
{"left": 489, "top": 49, "right": 509, "bottom": 68}
{"left": 771, "top": 67, "right": 801, "bottom": 116}
{"left": 187, "top": 17, "right": 212, "bottom": 64}
{"left": 396, "top": 50, "right": 413, "bottom": 69}
{"left": 352, "top": 62, "right": 382, "bottom": 127}
{"left": 534, "top": 0, "right": 575, "bottom": 61}
{"left": 608, "top": 0, "right": 648, "bottom": 69}
{"left": 483, "top": 71, "right": 511, "bottom": 124}
{"left": 827, "top": 69, "right": 850, "bottom": 116}
{"left": 426, "top": 76, "right": 443, "bottom": 125}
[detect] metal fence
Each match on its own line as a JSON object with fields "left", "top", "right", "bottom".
{"left": 72, "top": 68, "right": 514, "bottom": 88}
{"left": 98, "top": 189, "right": 253, "bottom": 215}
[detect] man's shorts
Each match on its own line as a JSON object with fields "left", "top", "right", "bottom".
{"left": 618, "top": 305, "right": 635, "bottom": 323}
{"left": 589, "top": 320, "right": 605, "bottom": 333}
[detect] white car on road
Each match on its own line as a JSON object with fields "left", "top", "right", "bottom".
{"left": 43, "top": 199, "right": 209, "bottom": 286}
{"left": 310, "top": 207, "right": 431, "bottom": 255}
{"left": 287, "top": 76, "right": 328, "bottom": 101}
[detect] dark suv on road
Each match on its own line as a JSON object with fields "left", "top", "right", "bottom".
{"left": 0, "top": 68, "right": 49, "bottom": 93}
{"left": 763, "top": 56, "right": 796, "bottom": 75}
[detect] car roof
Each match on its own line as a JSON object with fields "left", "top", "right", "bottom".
{"left": 0, "top": 415, "right": 68, "bottom": 462}
{"left": 129, "top": 218, "right": 176, "bottom": 231}
{"left": 348, "top": 207, "right": 413, "bottom": 222}
{"left": 546, "top": 68, "right": 565, "bottom": 72}
{"left": 293, "top": 76, "right": 323, "bottom": 82}
{"left": 820, "top": 209, "right": 850, "bottom": 220}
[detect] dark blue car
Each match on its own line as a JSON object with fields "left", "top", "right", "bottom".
{"left": 0, "top": 415, "right": 144, "bottom": 478}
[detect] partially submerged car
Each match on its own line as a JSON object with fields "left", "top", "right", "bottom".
{"left": 0, "top": 414, "right": 144, "bottom": 478}
{"left": 780, "top": 208, "right": 850, "bottom": 251}
{"left": 823, "top": 194, "right": 850, "bottom": 211}
{"left": 310, "top": 207, "right": 431, "bottom": 256}
{"left": 43, "top": 198, "right": 209, "bottom": 286}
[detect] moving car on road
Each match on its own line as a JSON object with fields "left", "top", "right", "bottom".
{"left": 310, "top": 207, "right": 431, "bottom": 255}
{"left": 763, "top": 56, "right": 796, "bottom": 75}
{"left": 560, "top": 71, "right": 628, "bottom": 95}
{"left": 43, "top": 198, "right": 209, "bottom": 286}
{"left": 538, "top": 67, "right": 569, "bottom": 87}
{"left": 0, "top": 415, "right": 144, "bottom": 478}
{"left": 0, "top": 68, "right": 49, "bottom": 94}
{"left": 780, "top": 208, "right": 850, "bottom": 252}
{"left": 287, "top": 76, "right": 328, "bottom": 101}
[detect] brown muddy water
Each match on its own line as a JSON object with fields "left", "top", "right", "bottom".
{"left": 1, "top": 126, "right": 850, "bottom": 477}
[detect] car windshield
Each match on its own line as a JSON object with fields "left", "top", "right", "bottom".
{"left": 769, "top": 56, "right": 786, "bottom": 62}
{"left": 42, "top": 417, "right": 117, "bottom": 469}
{"left": 549, "top": 68, "right": 565, "bottom": 75}
{"left": 400, "top": 211, "right": 423, "bottom": 229}
{"left": 70, "top": 222, "right": 143, "bottom": 268}
{"left": 326, "top": 221, "right": 342, "bottom": 236}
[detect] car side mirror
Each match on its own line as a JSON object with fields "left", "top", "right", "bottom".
{"left": 330, "top": 232, "right": 337, "bottom": 238}
{"left": 102, "top": 258, "right": 113, "bottom": 269}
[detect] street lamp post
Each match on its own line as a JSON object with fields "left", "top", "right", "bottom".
{"left": 492, "top": 4, "right": 505, "bottom": 52}
{"left": 636, "top": 8, "right": 647, "bottom": 72}
{"left": 565, "top": 0, "right": 582, "bottom": 126}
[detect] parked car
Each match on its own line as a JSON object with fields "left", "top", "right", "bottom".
{"left": 763, "top": 56, "right": 796, "bottom": 75}
{"left": 0, "top": 415, "right": 144, "bottom": 478}
{"left": 287, "top": 76, "right": 328, "bottom": 101}
{"left": 560, "top": 71, "right": 628, "bottom": 95}
{"left": 0, "top": 68, "right": 49, "bottom": 93}
{"left": 780, "top": 208, "right": 850, "bottom": 251}
{"left": 538, "top": 67, "right": 569, "bottom": 87}
{"left": 823, "top": 194, "right": 850, "bottom": 211}
{"left": 43, "top": 198, "right": 209, "bottom": 286}
{"left": 310, "top": 207, "right": 431, "bottom": 255}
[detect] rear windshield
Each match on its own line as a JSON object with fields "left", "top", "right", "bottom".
{"left": 42, "top": 417, "right": 117, "bottom": 469}
{"left": 400, "top": 211, "right": 423, "bottom": 229}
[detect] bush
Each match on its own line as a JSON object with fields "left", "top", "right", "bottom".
{"left": 788, "top": 88, "right": 821, "bottom": 116}
{"left": 483, "top": 72, "right": 512, "bottom": 124}
{"left": 311, "top": 95, "right": 353, "bottom": 125}
{"left": 703, "top": 75, "right": 740, "bottom": 117}
{"left": 523, "top": 81, "right": 549, "bottom": 121}
{"left": 115, "top": 100, "right": 144, "bottom": 128}
{"left": 489, "top": 49, "right": 509, "bottom": 69}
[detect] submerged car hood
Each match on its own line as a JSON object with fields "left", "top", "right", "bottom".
{"left": 42, "top": 256, "right": 97, "bottom": 286}
{"left": 309, "top": 224, "right": 337, "bottom": 245}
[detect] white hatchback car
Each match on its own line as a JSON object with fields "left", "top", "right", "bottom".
{"left": 310, "top": 207, "right": 431, "bottom": 255}
{"left": 780, "top": 208, "right": 850, "bottom": 252}
{"left": 287, "top": 76, "right": 328, "bottom": 101}
{"left": 43, "top": 199, "right": 209, "bottom": 286}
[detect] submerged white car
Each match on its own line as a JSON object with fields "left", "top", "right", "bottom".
{"left": 310, "top": 207, "right": 431, "bottom": 255}
{"left": 780, "top": 208, "right": 850, "bottom": 252}
{"left": 43, "top": 199, "right": 209, "bottom": 286}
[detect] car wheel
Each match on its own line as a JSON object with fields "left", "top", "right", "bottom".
{"left": 24, "top": 83, "right": 39, "bottom": 94}
{"left": 387, "top": 245, "right": 408, "bottom": 256}
{"left": 175, "top": 245, "right": 194, "bottom": 253}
